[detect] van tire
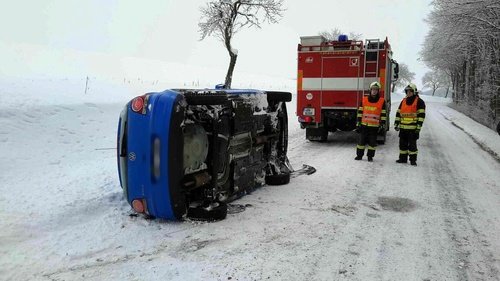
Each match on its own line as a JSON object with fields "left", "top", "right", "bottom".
{"left": 187, "top": 202, "right": 228, "bottom": 221}
{"left": 265, "top": 173, "right": 291, "bottom": 185}
{"left": 183, "top": 92, "right": 228, "bottom": 105}
{"left": 266, "top": 91, "right": 292, "bottom": 102}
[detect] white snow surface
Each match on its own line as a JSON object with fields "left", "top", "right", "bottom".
{"left": 1, "top": 75, "right": 500, "bottom": 281}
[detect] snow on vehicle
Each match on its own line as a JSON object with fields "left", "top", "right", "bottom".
{"left": 117, "top": 89, "right": 293, "bottom": 221}
{"left": 297, "top": 35, "right": 399, "bottom": 143}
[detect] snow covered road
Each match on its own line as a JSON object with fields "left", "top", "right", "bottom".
{"left": 1, "top": 94, "right": 499, "bottom": 281}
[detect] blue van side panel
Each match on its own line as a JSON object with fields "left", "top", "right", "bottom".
{"left": 126, "top": 90, "right": 182, "bottom": 220}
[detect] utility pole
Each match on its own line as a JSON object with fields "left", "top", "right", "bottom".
{"left": 85, "top": 76, "right": 89, "bottom": 94}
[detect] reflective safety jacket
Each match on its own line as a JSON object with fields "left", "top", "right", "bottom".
{"left": 395, "top": 95, "right": 426, "bottom": 130}
{"left": 357, "top": 95, "right": 387, "bottom": 127}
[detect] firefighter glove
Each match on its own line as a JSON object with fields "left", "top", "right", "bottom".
{"left": 415, "top": 130, "right": 420, "bottom": 139}
{"left": 394, "top": 125, "right": 400, "bottom": 131}
{"left": 355, "top": 126, "right": 360, "bottom": 133}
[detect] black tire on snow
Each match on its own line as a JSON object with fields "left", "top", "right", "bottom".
{"left": 277, "top": 102, "right": 288, "bottom": 159}
{"left": 187, "top": 202, "right": 228, "bottom": 221}
{"left": 265, "top": 173, "right": 291, "bottom": 185}
{"left": 266, "top": 91, "right": 292, "bottom": 102}
{"left": 377, "top": 129, "right": 387, "bottom": 144}
{"left": 306, "top": 127, "right": 328, "bottom": 142}
{"left": 183, "top": 92, "right": 228, "bottom": 105}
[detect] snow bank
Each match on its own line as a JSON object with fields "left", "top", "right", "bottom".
{"left": 438, "top": 105, "right": 500, "bottom": 162}
{"left": 390, "top": 92, "right": 499, "bottom": 160}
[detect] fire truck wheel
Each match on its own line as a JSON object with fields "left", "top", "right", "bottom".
{"left": 306, "top": 128, "right": 328, "bottom": 142}
{"left": 265, "top": 172, "right": 291, "bottom": 185}
{"left": 183, "top": 92, "right": 228, "bottom": 105}
{"left": 187, "top": 202, "right": 228, "bottom": 221}
{"left": 266, "top": 91, "right": 292, "bottom": 102}
{"left": 377, "top": 133, "right": 387, "bottom": 144}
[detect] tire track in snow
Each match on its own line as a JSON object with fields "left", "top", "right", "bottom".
{"left": 422, "top": 111, "right": 500, "bottom": 281}
{"left": 285, "top": 126, "right": 398, "bottom": 279}
{"left": 309, "top": 140, "right": 398, "bottom": 280}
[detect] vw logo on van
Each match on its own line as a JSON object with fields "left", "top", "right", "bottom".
{"left": 128, "top": 152, "right": 136, "bottom": 161}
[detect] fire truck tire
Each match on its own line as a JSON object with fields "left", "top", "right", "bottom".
{"left": 377, "top": 132, "right": 387, "bottom": 145}
{"left": 187, "top": 202, "right": 228, "bottom": 221}
{"left": 266, "top": 91, "right": 292, "bottom": 102}
{"left": 265, "top": 172, "right": 291, "bottom": 185}
{"left": 183, "top": 92, "right": 228, "bottom": 105}
{"left": 306, "top": 128, "right": 328, "bottom": 142}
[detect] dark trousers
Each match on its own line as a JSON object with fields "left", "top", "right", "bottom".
{"left": 356, "top": 126, "right": 378, "bottom": 158}
{"left": 399, "top": 129, "right": 418, "bottom": 162}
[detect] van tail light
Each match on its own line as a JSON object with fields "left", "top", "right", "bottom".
{"left": 132, "top": 199, "right": 146, "bottom": 213}
{"left": 304, "top": 116, "right": 313, "bottom": 123}
{"left": 131, "top": 95, "right": 148, "bottom": 114}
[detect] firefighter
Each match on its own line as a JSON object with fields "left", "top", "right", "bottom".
{"left": 354, "top": 81, "right": 387, "bottom": 162}
{"left": 394, "top": 83, "right": 426, "bottom": 166}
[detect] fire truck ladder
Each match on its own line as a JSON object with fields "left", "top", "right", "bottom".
{"left": 363, "top": 39, "right": 381, "bottom": 92}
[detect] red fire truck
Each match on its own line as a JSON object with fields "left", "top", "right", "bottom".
{"left": 296, "top": 35, "right": 399, "bottom": 143}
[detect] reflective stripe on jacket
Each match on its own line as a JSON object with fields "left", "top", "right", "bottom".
{"left": 361, "top": 96, "right": 385, "bottom": 127}
{"left": 399, "top": 96, "right": 419, "bottom": 130}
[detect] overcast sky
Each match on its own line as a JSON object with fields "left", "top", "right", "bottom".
{"left": 0, "top": 0, "right": 433, "bottom": 88}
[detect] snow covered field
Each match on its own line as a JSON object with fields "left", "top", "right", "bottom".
{"left": 1, "top": 76, "right": 499, "bottom": 281}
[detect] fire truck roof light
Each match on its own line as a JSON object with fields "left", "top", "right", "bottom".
{"left": 338, "top": 34, "right": 348, "bottom": 42}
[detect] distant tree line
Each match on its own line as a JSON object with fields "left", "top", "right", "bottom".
{"left": 420, "top": 0, "right": 500, "bottom": 127}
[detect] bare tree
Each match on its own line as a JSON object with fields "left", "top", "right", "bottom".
{"left": 422, "top": 71, "right": 441, "bottom": 96}
{"left": 437, "top": 70, "right": 452, "bottom": 98}
{"left": 319, "top": 28, "right": 362, "bottom": 41}
{"left": 198, "top": 0, "right": 285, "bottom": 88}
{"left": 392, "top": 63, "right": 415, "bottom": 93}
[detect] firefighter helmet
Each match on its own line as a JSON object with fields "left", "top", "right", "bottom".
{"left": 370, "top": 82, "right": 381, "bottom": 89}
{"left": 404, "top": 83, "right": 417, "bottom": 93}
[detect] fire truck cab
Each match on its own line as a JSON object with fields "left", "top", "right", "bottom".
{"left": 297, "top": 35, "right": 399, "bottom": 143}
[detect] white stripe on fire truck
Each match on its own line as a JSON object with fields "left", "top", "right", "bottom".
{"left": 302, "top": 78, "right": 380, "bottom": 91}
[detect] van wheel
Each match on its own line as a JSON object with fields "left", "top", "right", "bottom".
{"left": 183, "top": 92, "right": 228, "bottom": 105}
{"left": 187, "top": 202, "right": 228, "bottom": 221}
{"left": 266, "top": 91, "right": 292, "bottom": 102}
{"left": 265, "top": 173, "right": 291, "bottom": 185}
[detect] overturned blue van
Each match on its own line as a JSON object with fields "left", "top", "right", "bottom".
{"left": 117, "top": 89, "right": 292, "bottom": 221}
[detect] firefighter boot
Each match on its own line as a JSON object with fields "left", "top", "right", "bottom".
{"left": 354, "top": 148, "right": 364, "bottom": 160}
{"left": 410, "top": 154, "right": 417, "bottom": 166}
{"left": 396, "top": 154, "right": 408, "bottom": 164}
{"left": 367, "top": 148, "right": 375, "bottom": 162}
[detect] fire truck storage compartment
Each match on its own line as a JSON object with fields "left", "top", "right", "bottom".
{"left": 300, "top": 36, "right": 326, "bottom": 46}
